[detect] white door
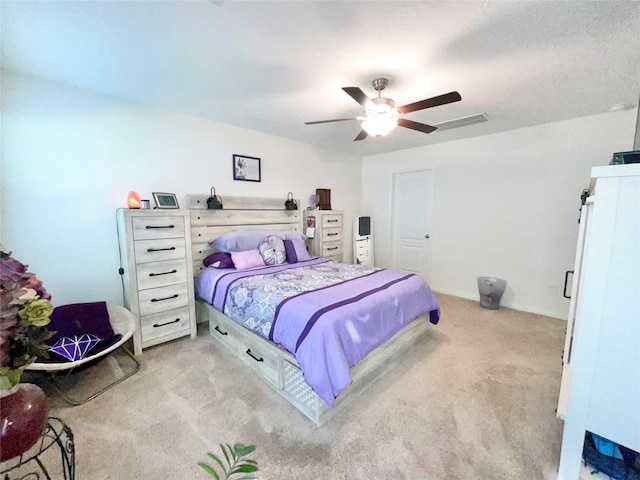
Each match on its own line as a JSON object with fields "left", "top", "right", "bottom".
{"left": 391, "top": 170, "right": 434, "bottom": 280}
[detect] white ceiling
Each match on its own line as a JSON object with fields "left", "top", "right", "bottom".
{"left": 2, "top": 1, "right": 639, "bottom": 157}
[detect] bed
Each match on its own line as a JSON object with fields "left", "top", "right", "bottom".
{"left": 188, "top": 195, "right": 440, "bottom": 425}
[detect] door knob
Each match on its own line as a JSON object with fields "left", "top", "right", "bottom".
{"left": 425, "top": 234, "right": 430, "bottom": 239}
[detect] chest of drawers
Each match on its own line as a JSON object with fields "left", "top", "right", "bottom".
{"left": 303, "top": 210, "right": 343, "bottom": 262}
{"left": 116, "top": 209, "right": 197, "bottom": 355}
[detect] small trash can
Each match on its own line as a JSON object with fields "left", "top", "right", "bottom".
{"left": 477, "top": 276, "right": 507, "bottom": 310}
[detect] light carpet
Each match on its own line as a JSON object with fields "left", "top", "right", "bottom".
{"left": 26, "top": 293, "right": 567, "bottom": 479}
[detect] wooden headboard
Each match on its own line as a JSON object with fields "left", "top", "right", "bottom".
{"left": 187, "top": 195, "right": 302, "bottom": 276}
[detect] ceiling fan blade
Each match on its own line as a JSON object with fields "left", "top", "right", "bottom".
{"left": 305, "top": 117, "right": 358, "bottom": 125}
{"left": 354, "top": 130, "right": 368, "bottom": 141}
{"left": 342, "top": 87, "right": 371, "bottom": 107}
{"left": 397, "top": 91, "right": 462, "bottom": 114}
{"left": 397, "top": 118, "right": 437, "bottom": 134}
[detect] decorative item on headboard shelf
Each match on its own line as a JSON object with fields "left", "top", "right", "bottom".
{"left": 284, "top": 192, "right": 298, "bottom": 210}
{"left": 316, "top": 188, "right": 331, "bottom": 210}
{"left": 207, "top": 187, "right": 223, "bottom": 210}
{"left": 308, "top": 194, "right": 320, "bottom": 210}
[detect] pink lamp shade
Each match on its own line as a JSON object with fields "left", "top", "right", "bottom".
{"left": 127, "top": 191, "right": 141, "bottom": 209}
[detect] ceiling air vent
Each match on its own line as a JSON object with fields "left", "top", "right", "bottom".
{"left": 433, "top": 113, "right": 490, "bottom": 131}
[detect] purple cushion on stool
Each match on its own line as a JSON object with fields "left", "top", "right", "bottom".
{"left": 42, "top": 302, "right": 122, "bottom": 362}
{"left": 49, "top": 334, "right": 101, "bottom": 362}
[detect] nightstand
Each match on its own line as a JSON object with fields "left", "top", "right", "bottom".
{"left": 303, "top": 210, "right": 343, "bottom": 262}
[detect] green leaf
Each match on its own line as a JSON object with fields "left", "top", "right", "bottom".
{"left": 234, "top": 444, "right": 256, "bottom": 457}
{"left": 207, "top": 453, "right": 227, "bottom": 474}
{"left": 244, "top": 459, "right": 258, "bottom": 465}
{"left": 230, "top": 464, "right": 259, "bottom": 474}
{"left": 226, "top": 443, "right": 238, "bottom": 461}
{"left": 220, "top": 444, "right": 232, "bottom": 466}
{"left": 198, "top": 462, "right": 220, "bottom": 480}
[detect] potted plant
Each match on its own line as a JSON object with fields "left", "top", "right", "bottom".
{"left": 199, "top": 443, "right": 259, "bottom": 480}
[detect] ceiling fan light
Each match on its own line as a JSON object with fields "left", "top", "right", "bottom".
{"left": 371, "top": 97, "right": 395, "bottom": 113}
{"left": 362, "top": 117, "right": 398, "bottom": 137}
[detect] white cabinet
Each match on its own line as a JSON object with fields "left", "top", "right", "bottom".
{"left": 116, "top": 209, "right": 197, "bottom": 355}
{"left": 303, "top": 210, "right": 343, "bottom": 262}
{"left": 557, "top": 164, "right": 640, "bottom": 479}
{"left": 354, "top": 238, "right": 373, "bottom": 266}
{"left": 354, "top": 216, "right": 374, "bottom": 267}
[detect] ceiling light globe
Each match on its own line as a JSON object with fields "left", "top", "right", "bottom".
{"left": 362, "top": 117, "right": 398, "bottom": 137}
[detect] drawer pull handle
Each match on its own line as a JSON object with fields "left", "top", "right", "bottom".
{"left": 327, "top": 233, "right": 338, "bottom": 236}
{"left": 563, "top": 270, "right": 573, "bottom": 299}
{"left": 145, "top": 225, "right": 175, "bottom": 229}
{"left": 327, "top": 246, "right": 338, "bottom": 251}
{"left": 246, "top": 349, "right": 264, "bottom": 362}
{"left": 147, "top": 246, "right": 176, "bottom": 252}
{"left": 153, "top": 318, "right": 180, "bottom": 328}
{"left": 151, "top": 294, "right": 179, "bottom": 302}
{"left": 214, "top": 325, "right": 228, "bottom": 336}
{"left": 149, "top": 269, "right": 177, "bottom": 277}
{"left": 327, "top": 219, "right": 339, "bottom": 223}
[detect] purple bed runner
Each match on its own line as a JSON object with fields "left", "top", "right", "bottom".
{"left": 195, "top": 258, "right": 440, "bottom": 407}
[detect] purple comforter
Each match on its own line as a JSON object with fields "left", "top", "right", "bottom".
{"left": 196, "top": 258, "right": 440, "bottom": 407}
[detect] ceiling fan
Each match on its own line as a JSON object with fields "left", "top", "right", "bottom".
{"left": 305, "top": 78, "right": 461, "bottom": 141}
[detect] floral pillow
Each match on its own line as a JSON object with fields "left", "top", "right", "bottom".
{"left": 258, "top": 235, "right": 286, "bottom": 266}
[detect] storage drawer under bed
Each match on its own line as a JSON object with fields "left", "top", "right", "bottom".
{"left": 209, "top": 311, "right": 282, "bottom": 389}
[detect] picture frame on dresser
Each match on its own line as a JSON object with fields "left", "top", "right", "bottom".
{"left": 152, "top": 192, "right": 179, "bottom": 209}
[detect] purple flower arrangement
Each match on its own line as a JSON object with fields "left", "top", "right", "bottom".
{"left": 0, "top": 251, "right": 54, "bottom": 389}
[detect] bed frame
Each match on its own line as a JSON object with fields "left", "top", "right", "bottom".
{"left": 188, "top": 194, "right": 432, "bottom": 425}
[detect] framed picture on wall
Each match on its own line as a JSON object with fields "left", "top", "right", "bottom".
{"left": 233, "top": 154, "right": 261, "bottom": 182}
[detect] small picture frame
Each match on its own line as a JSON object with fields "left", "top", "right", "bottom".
{"left": 233, "top": 154, "right": 261, "bottom": 182}
{"left": 152, "top": 192, "right": 180, "bottom": 209}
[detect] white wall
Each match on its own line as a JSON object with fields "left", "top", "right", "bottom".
{"left": 362, "top": 110, "right": 638, "bottom": 319}
{"left": 1, "top": 71, "right": 362, "bottom": 306}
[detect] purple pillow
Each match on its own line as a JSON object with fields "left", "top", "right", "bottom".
{"left": 284, "top": 238, "right": 311, "bottom": 263}
{"left": 203, "top": 252, "right": 235, "bottom": 269}
{"left": 210, "top": 229, "right": 306, "bottom": 252}
{"left": 49, "top": 334, "right": 101, "bottom": 362}
{"left": 43, "top": 302, "right": 121, "bottom": 361}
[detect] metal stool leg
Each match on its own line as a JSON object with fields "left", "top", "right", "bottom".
{"left": 43, "top": 346, "right": 141, "bottom": 406}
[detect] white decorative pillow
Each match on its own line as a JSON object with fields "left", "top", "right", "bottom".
{"left": 258, "top": 235, "right": 286, "bottom": 266}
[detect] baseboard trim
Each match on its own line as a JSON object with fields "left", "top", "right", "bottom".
{"left": 431, "top": 288, "right": 567, "bottom": 321}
